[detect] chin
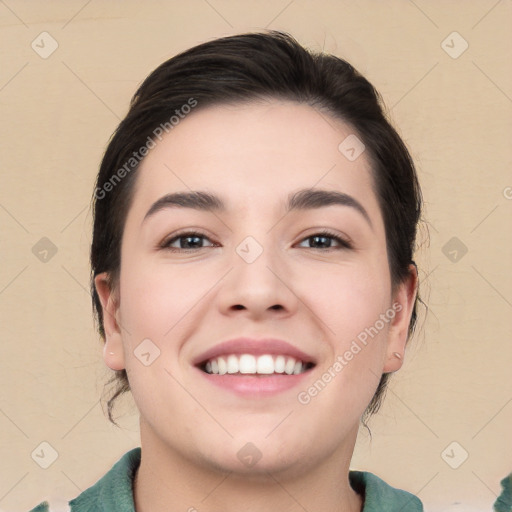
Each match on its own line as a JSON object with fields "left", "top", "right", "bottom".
{"left": 197, "top": 435, "right": 317, "bottom": 479}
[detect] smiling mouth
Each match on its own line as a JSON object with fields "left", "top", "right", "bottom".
{"left": 199, "top": 354, "right": 316, "bottom": 376}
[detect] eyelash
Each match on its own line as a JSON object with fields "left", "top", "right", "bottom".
{"left": 160, "top": 230, "right": 353, "bottom": 252}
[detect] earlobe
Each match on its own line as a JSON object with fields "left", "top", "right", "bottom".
{"left": 102, "top": 343, "right": 125, "bottom": 371}
{"left": 383, "top": 263, "right": 418, "bottom": 373}
{"left": 385, "top": 351, "right": 404, "bottom": 373}
{"left": 94, "top": 272, "right": 126, "bottom": 371}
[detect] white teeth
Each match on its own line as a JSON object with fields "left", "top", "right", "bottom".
{"left": 239, "top": 354, "right": 256, "bottom": 374}
{"left": 274, "top": 355, "right": 286, "bottom": 373}
{"left": 284, "top": 357, "right": 296, "bottom": 375}
{"left": 256, "top": 354, "right": 274, "bottom": 374}
{"left": 217, "top": 356, "right": 227, "bottom": 375}
{"left": 203, "top": 354, "right": 310, "bottom": 375}
{"left": 226, "top": 354, "right": 238, "bottom": 374}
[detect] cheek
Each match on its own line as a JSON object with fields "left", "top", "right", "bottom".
{"left": 117, "top": 258, "right": 204, "bottom": 407}
{"left": 304, "top": 259, "right": 391, "bottom": 343}
{"left": 118, "top": 257, "right": 210, "bottom": 340}
{"left": 311, "top": 264, "right": 392, "bottom": 404}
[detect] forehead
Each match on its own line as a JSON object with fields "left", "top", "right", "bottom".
{"left": 130, "top": 100, "right": 379, "bottom": 218}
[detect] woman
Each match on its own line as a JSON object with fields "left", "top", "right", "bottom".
{"left": 31, "top": 31, "right": 422, "bottom": 511}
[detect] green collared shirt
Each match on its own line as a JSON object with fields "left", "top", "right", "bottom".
{"left": 494, "top": 473, "right": 512, "bottom": 512}
{"left": 29, "top": 447, "right": 423, "bottom": 511}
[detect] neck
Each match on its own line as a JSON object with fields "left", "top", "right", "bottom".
{"left": 133, "top": 422, "right": 363, "bottom": 512}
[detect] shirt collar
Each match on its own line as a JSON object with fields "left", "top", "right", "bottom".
{"left": 69, "top": 448, "right": 423, "bottom": 512}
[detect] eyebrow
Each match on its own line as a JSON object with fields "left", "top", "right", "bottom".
{"left": 143, "top": 188, "right": 372, "bottom": 228}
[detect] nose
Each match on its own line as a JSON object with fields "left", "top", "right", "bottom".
{"left": 216, "top": 238, "right": 299, "bottom": 320}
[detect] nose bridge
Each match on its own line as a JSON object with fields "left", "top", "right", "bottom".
{"left": 233, "top": 232, "right": 281, "bottom": 290}
{"left": 217, "top": 231, "right": 295, "bottom": 315}
{"left": 235, "top": 234, "right": 268, "bottom": 266}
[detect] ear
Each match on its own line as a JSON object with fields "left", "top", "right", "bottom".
{"left": 383, "top": 263, "right": 418, "bottom": 373}
{"left": 94, "top": 272, "right": 125, "bottom": 371}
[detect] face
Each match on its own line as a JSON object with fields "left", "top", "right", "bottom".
{"left": 96, "top": 100, "right": 416, "bottom": 478}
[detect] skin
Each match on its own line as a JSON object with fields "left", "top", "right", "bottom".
{"left": 95, "top": 100, "right": 418, "bottom": 512}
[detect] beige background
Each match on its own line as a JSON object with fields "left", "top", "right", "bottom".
{"left": 0, "top": 1, "right": 511, "bottom": 511}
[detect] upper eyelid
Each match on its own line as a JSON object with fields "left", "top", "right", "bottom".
{"left": 161, "top": 230, "right": 217, "bottom": 247}
{"left": 297, "top": 232, "right": 353, "bottom": 249}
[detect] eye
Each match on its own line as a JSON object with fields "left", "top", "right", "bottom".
{"left": 159, "top": 230, "right": 352, "bottom": 252}
{"left": 160, "top": 231, "right": 218, "bottom": 251}
{"left": 297, "top": 230, "right": 353, "bottom": 250}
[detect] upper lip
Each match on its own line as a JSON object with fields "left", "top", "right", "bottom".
{"left": 192, "top": 337, "right": 317, "bottom": 367}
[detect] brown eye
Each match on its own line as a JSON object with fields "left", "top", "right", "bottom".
{"left": 161, "top": 231, "right": 217, "bottom": 251}
{"left": 297, "top": 231, "right": 352, "bottom": 250}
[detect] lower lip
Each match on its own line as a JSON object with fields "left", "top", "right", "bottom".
{"left": 195, "top": 367, "right": 312, "bottom": 397}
